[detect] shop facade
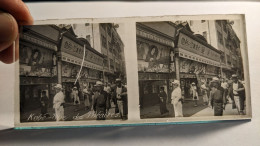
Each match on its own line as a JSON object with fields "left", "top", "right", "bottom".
{"left": 59, "top": 32, "right": 104, "bottom": 101}
{"left": 136, "top": 22, "right": 176, "bottom": 107}
{"left": 19, "top": 25, "right": 60, "bottom": 112}
{"left": 174, "top": 29, "right": 221, "bottom": 99}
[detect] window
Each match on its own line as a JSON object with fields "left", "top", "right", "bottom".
{"left": 107, "top": 25, "right": 111, "bottom": 36}
{"left": 216, "top": 20, "right": 222, "bottom": 26}
{"left": 201, "top": 20, "right": 205, "bottom": 23}
{"left": 100, "top": 23, "right": 106, "bottom": 31}
{"left": 202, "top": 31, "right": 207, "bottom": 41}
{"left": 103, "top": 58, "right": 108, "bottom": 68}
{"left": 190, "top": 20, "right": 193, "bottom": 26}
{"left": 217, "top": 31, "right": 223, "bottom": 45}
{"left": 101, "top": 35, "right": 107, "bottom": 48}
{"left": 225, "top": 38, "right": 229, "bottom": 49}
{"left": 110, "top": 59, "right": 114, "bottom": 69}
{"left": 222, "top": 21, "right": 227, "bottom": 33}
{"left": 226, "top": 54, "right": 231, "bottom": 64}
{"left": 108, "top": 42, "right": 112, "bottom": 52}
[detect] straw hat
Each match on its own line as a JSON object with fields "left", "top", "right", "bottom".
{"left": 54, "top": 84, "right": 62, "bottom": 89}
{"left": 172, "top": 80, "right": 180, "bottom": 86}
{"left": 231, "top": 74, "right": 238, "bottom": 79}
{"left": 115, "top": 78, "right": 122, "bottom": 83}
{"left": 96, "top": 81, "right": 103, "bottom": 86}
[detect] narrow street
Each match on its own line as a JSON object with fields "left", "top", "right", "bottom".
{"left": 140, "top": 96, "right": 239, "bottom": 118}
{"left": 21, "top": 101, "right": 121, "bottom": 122}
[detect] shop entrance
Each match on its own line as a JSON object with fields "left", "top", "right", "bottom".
{"left": 180, "top": 78, "right": 198, "bottom": 100}
{"left": 62, "top": 82, "right": 80, "bottom": 103}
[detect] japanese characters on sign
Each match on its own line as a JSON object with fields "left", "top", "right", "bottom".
{"left": 61, "top": 36, "right": 103, "bottom": 67}
{"left": 178, "top": 32, "right": 221, "bottom": 62}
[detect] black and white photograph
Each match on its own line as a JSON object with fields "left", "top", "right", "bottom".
{"left": 19, "top": 23, "right": 128, "bottom": 122}
{"left": 137, "top": 19, "right": 250, "bottom": 119}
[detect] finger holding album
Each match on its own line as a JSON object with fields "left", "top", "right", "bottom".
{"left": 0, "top": 0, "right": 33, "bottom": 64}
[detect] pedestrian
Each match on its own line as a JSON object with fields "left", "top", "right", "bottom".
{"left": 171, "top": 80, "right": 183, "bottom": 117}
{"left": 190, "top": 82, "right": 199, "bottom": 106}
{"left": 40, "top": 90, "right": 49, "bottom": 117}
{"left": 221, "top": 78, "right": 229, "bottom": 103}
{"left": 228, "top": 74, "right": 245, "bottom": 115}
{"left": 158, "top": 87, "right": 169, "bottom": 115}
{"left": 83, "top": 86, "right": 91, "bottom": 111}
{"left": 210, "top": 81, "right": 225, "bottom": 116}
{"left": 53, "top": 84, "right": 65, "bottom": 121}
{"left": 114, "top": 78, "right": 128, "bottom": 120}
{"left": 201, "top": 81, "right": 209, "bottom": 105}
{"left": 72, "top": 86, "right": 80, "bottom": 105}
{"left": 93, "top": 81, "right": 109, "bottom": 120}
{"left": 104, "top": 82, "right": 112, "bottom": 109}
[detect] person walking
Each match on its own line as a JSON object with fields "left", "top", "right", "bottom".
{"left": 83, "top": 86, "right": 91, "bottom": 111}
{"left": 171, "top": 80, "right": 183, "bottom": 117}
{"left": 93, "top": 81, "right": 109, "bottom": 120}
{"left": 201, "top": 81, "right": 209, "bottom": 106}
{"left": 190, "top": 82, "right": 199, "bottom": 107}
{"left": 53, "top": 84, "right": 65, "bottom": 121}
{"left": 158, "top": 87, "right": 169, "bottom": 115}
{"left": 72, "top": 86, "right": 80, "bottom": 105}
{"left": 40, "top": 90, "right": 49, "bottom": 117}
{"left": 228, "top": 74, "right": 245, "bottom": 115}
{"left": 104, "top": 82, "right": 112, "bottom": 109}
{"left": 114, "top": 78, "right": 128, "bottom": 120}
{"left": 210, "top": 80, "right": 225, "bottom": 116}
{"left": 221, "top": 78, "right": 229, "bottom": 103}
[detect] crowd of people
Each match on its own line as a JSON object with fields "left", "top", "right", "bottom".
{"left": 40, "top": 78, "right": 128, "bottom": 121}
{"left": 158, "top": 74, "right": 246, "bottom": 117}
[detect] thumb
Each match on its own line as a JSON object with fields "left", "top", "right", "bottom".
{"left": 0, "top": 11, "right": 18, "bottom": 63}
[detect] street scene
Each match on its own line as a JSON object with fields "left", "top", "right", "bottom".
{"left": 137, "top": 20, "right": 247, "bottom": 118}
{"left": 19, "top": 23, "right": 128, "bottom": 122}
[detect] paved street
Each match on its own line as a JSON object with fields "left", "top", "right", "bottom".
{"left": 21, "top": 101, "right": 121, "bottom": 122}
{"left": 140, "top": 96, "right": 239, "bottom": 118}
{"left": 192, "top": 102, "right": 239, "bottom": 117}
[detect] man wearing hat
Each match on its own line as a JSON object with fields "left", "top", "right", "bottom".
{"left": 228, "top": 74, "right": 245, "bottom": 115}
{"left": 114, "top": 78, "right": 127, "bottom": 120}
{"left": 53, "top": 84, "right": 65, "bottom": 121}
{"left": 93, "top": 81, "right": 109, "bottom": 120}
{"left": 171, "top": 80, "right": 183, "bottom": 117}
{"left": 210, "top": 80, "right": 225, "bottom": 116}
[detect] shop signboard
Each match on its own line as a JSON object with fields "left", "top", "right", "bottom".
{"left": 177, "top": 32, "right": 220, "bottom": 62}
{"left": 61, "top": 36, "right": 103, "bottom": 67}
{"left": 137, "top": 40, "right": 171, "bottom": 73}
{"left": 138, "top": 72, "right": 169, "bottom": 80}
{"left": 179, "top": 58, "right": 206, "bottom": 74}
{"left": 19, "top": 44, "right": 57, "bottom": 77}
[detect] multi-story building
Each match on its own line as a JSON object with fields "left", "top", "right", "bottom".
{"left": 188, "top": 20, "right": 243, "bottom": 79}
{"left": 72, "top": 23, "right": 126, "bottom": 83}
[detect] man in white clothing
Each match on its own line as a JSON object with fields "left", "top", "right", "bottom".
{"left": 171, "top": 80, "right": 183, "bottom": 117}
{"left": 53, "top": 84, "right": 65, "bottom": 121}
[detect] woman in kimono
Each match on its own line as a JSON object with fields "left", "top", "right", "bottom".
{"left": 171, "top": 80, "right": 183, "bottom": 117}
{"left": 158, "top": 87, "right": 169, "bottom": 115}
{"left": 83, "top": 86, "right": 91, "bottom": 111}
{"left": 190, "top": 82, "right": 199, "bottom": 107}
{"left": 201, "top": 81, "right": 209, "bottom": 105}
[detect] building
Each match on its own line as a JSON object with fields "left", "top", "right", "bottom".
{"left": 57, "top": 25, "right": 104, "bottom": 101}
{"left": 136, "top": 22, "right": 176, "bottom": 107}
{"left": 72, "top": 23, "right": 126, "bottom": 84}
{"left": 188, "top": 20, "right": 243, "bottom": 79}
{"left": 19, "top": 25, "right": 60, "bottom": 111}
{"left": 173, "top": 26, "right": 221, "bottom": 99}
